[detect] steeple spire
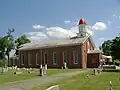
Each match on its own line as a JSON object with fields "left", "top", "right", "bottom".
{"left": 77, "top": 18, "right": 87, "bottom": 37}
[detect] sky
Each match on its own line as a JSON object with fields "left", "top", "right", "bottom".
{"left": 0, "top": 0, "right": 120, "bottom": 49}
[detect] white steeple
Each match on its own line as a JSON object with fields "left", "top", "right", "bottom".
{"left": 77, "top": 18, "right": 87, "bottom": 37}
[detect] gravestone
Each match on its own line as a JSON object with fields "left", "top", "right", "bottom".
{"left": 9, "top": 67, "right": 12, "bottom": 70}
{"left": 16, "top": 68, "right": 20, "bottom": 71}
{"left": 40, "top": 64, "right": 43, "bottom": 76}
{"left": 14, "top": 66, "right": 17, "bottom": 69}
{"left": 14, "top": 71, "right": 22, "bottom": 75}
{"left": 28, "top": 69, "right": 31, "bottom": 73}
{"left": 64, "top": 62, "right": 66, "bottom": 69}
{"left": 109, "top": 81, "right": 112, "bottom": 90}
{"left": 92, "top": 68, "right": 96, "bottom": 75}
{"left": 44, "top": 64, "right": 47, "bottom": 75}
{"left": 46, "top": 85, "right": 59, "bottom": 90}
{"left": 26, "top": 68, "right": 29, "bottom": 71}
{"left": 0, "top": 67, "right": 8, "bottom": 74}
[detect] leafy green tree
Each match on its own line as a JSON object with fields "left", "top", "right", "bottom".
{"left": 0, "top": 28, "right": 14, "bottom": 67}
{"left": 15, "top": 35, "right": 31, "bottom": 55}
{"left": 101, "top": 40, "right": 112, "bottom": 56}
{"left": 5, "top": 29, "right": 15, "bottom": 64}
{"left": 111, "top": 36, "right": 120, "bottom": 60}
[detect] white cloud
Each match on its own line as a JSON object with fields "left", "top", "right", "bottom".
{"left": 26, "top": 32, "right": 48, "bottom": 42}
{"left": 46, "top": 25, "right": 93, "bottom": 39}
{"left": 32, "top": 25, "right": 45, "bottom": 30}
{"left": 99, "top": 37, "right": 105, "bottom": 40}
{"left": 46, "top": 27, "right": 76, "bottom": 38}
{"left": 113, "top": 14, "right": 116, "bottom": 17}
{"left": 92, "top": 22, "right": 107, "bottom": 30}
{"left": 27, "top": 21, "right": 106, "bottom": 42}
{"left": 112, "top": 14, "right": 120, "bottom": 19}
{"left": 107, "top": 21, "right": 112, "bottom": 26}
{"left": 64, "top": 20, "right": 71, "bottom": 24}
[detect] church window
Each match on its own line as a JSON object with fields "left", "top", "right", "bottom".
{"left": 36, "top": 52, "right": 39, "bottom": 65}
{"left": 53, "top": 52, "right": 57, "bottom": 65}
{"left": 44, "top": 52, "right": 48, "bottom": 64}
{"left": 28, "top": 52, "right": 31, "bottom": 65}
{"left": 62, "top": 52, "right": 68, "bottom": 63}
{"left": 73, "top": 51, "right": 78, "bottom": 64}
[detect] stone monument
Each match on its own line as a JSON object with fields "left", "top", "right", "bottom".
{"left": 44, "top": 64, "right": 47, "bottom": 75}
{"left": 109, "top": 81, "right": 112, "bottom": 90}
{"left": 40, "top": 64, "right": 43, "bottom": 76}
{"left": 46, "top": 85, "right": 59, "bottom": 90}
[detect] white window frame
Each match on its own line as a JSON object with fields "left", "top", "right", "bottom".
{"left": 53, "top": 52, "right": 57, "bottom": 65}
{"left": 28, "top": 52, "right": 31, "bottom": 65}
{"left": 44, "top": 52, "right": 47, "bottom": 65}
{"left": 73, "top": 51, "right": 78, "bottom": 64}
{"left": 62, "top": 52, "right": 67, "bottom": 64}
{"left": 21, "top": 54, "right": 24, "bottom": 65}
{"left": 36, "top": 52, "right": 39, "bottom": 65}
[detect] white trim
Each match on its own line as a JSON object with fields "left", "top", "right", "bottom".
{"left": 62, "top": 52, "right": 67, "bottom": 64}
{"left": 21, "top": 54, "right": 24, "bottom": 65}
{"left": 73, "top": 51, "right": 78, "bottom": 64}
{"left": 44, "top": 52, "right": 48, "bottom": 64}
{"left": 53, "top": 52, "right": 57, "bottom": 65}
{"left": 28, "top": 52, "right": 31, "bottom": 65}
{"left": 62, "top": 52, "right": 65, "bottom": 64}
{"left": 36, "top": 52, "right": 39, "bottom": 65}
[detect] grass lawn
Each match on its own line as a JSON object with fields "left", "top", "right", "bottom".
{"left": 31, "top": 72, "right": 120, "bottom": 90}
{"left": 0, "top": 68, "right": 75, "bottom": 84}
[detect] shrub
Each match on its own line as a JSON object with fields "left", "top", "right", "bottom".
{"left": 0, "top": 59, "right": 8, "bottom": 67}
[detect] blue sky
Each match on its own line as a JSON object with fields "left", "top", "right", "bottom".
{"left": 0, "top": 0, "right": 120, "bottom": 48}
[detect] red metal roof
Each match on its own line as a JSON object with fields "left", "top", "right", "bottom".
{"left": 79, "top": 18, "right": 85, "bottom": 25}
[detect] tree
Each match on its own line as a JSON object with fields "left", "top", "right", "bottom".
{"left": 101, "top": 40, "right": 112, "bottom": 56}
{"left": 15, "top": 35, "right": 31, "bottom": 55}
{"left": 5, "top": 29, "right": 15, "bottom": 65}
{"left": 111, "top": 36, "right": 120, "bottom": 60}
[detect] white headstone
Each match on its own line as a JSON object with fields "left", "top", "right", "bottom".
{"left": 45, "top": 64, "right": 47, "bottom": 70}
{"left": 64, "top": 62, "right": 67, "bottom": 69}
{"left": 109, "top": 81, "right": 112, "bottom": 90}
{"left": 46, "top": 85, "right": 59, "bottom": 90}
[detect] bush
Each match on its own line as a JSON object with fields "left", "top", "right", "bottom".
{"left": 0, "top": 59, "right": 8, "bottom": 67}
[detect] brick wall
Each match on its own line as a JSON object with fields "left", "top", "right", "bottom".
{"left": 18, "top": 45, "right": 82, "bottom": 68}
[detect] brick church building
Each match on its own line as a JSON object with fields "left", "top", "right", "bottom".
{"left": 10, "top": 18, "right": 102, "bottom": 68}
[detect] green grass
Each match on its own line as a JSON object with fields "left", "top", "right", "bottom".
{"left": 47, "top": 69, "right": 75, "bottom": 76}
{"left": 0, "top": 68, "right": 74, "bottom": 84}
{"left": 31, "top": 72, "right": 120, "bottom": 90}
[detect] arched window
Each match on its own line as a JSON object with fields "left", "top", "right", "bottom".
{"left": 36, "top": 52, "right": 39, "bottom": 65}
{"left": 28, "top": 52, "right": 31, "bottom": 65}
{"left": 62, "top": 52, "right": 68, "bottom": 63}
{"left": 44, "top": 53, "right": 48, "bottom": 64}
{"left": 53, "top": 52, "right": 57, "bottom": 65}
{"left": 73, "top": 51, "right": 78, "bottom": 64}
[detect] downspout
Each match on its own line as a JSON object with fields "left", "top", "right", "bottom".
{"left": 40, "top": 49, "right": 43, "bottom": 66}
